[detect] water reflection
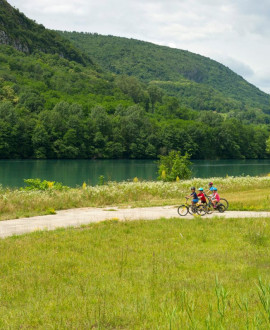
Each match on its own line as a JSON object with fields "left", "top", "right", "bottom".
{"left": 191, "top": 159, "right": 270, "bottom": 178}
{"left": 0, "top": 159, "right": 270, "bottom": 188}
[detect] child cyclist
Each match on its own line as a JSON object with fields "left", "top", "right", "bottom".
{"left": 211, "top": 187, "right": 220, "bottom": 208}
{"left": 186, "top": 187, "right": 199, "bottom": 206}
{"left": 198, "top": 187, "right": 207, "bottom": 204}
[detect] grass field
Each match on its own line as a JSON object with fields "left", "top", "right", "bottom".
{"left": 0, "top": 176, "right": 270, "bottom": 220}
{"left": 0, "top": 217, "right": 270, "bottom": 328}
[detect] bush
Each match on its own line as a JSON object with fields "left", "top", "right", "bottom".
{"left": 157, "top": 151, "right": 192, "bottom": 181}
{"left": 22, "top": 178, "right": 69, "bottom": 191}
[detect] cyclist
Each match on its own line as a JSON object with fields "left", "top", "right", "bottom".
{"left": 207, "top": 182, "right": 216, "bottom": 194}
{"left": 211, "top": 187, "right": 220, "bottom": 208}
{"left": 186, "top": 187, "right": 199, "bottom": 206}
{"left": 198, "top": 187, "right": 207, "bottom": 204}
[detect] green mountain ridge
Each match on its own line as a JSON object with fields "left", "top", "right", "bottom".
{"left": 59, "top": 32, "right": 270, "bottom": 113}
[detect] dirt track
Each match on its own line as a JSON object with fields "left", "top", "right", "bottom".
{"left": 0, "top": 206, "right": 270, "bottom": 238}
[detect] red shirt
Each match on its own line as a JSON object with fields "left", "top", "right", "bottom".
{"left": 198, "top": 192, "right": 206, "bottom": 203}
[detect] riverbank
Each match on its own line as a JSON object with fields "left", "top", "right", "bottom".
{"left": 0, "top": 176, "right": 270, "bottom": 220}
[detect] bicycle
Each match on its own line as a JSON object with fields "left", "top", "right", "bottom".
{"left": 220, "top": 197, "right": 229, "bottom": 210}
{"left": 177, "top": 197, "right": 207, "bottom": 216}
{"left": 205, "top": 195, "right": 226, "bottom": 214}
{"left": 206, "top": 193, "right": 229, "bottom": 210}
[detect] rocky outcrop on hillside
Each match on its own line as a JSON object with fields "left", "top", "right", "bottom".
{"left": 0, "top": 31, "right": 8, "bottom": 44}
{"left": 0, "top": 30, "right": 29, "bottom": 52}
{"left": 0, "top": 0, "right": 92, "bottom": 65}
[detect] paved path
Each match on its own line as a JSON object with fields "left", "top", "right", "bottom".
{"left": 1, "top": 206, "right": 270, "bottom": 238}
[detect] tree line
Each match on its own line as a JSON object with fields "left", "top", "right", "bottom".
{"left": 0, "top": 100, "right": 268, "bottom": 159}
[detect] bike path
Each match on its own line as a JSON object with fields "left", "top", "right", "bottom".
{"left": 1, "top": 206, "right": 270, "bottom": 238}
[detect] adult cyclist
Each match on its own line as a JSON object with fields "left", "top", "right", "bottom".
{"left": 207, "top": 182, "right": 216, "bottom": 194}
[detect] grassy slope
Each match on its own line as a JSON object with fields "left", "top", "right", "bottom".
{"left": 0, "top": 217, "right": 270, "bottom": 328}
{"left": 1, "top": 176, "right": 270, "bottom": 220}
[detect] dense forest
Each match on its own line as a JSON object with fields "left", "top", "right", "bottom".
{"left": 59, "top": 32, "right": 270, "bottom": 118}
{"left": 0, "top": 0, "right": 269, "bottom": 160}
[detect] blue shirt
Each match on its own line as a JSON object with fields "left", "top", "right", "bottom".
{"left": 191, "top": 192, "right": 198, "bottom": 199}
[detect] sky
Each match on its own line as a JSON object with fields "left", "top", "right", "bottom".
{"left": 7, "top": 0, "right": 270, "bottom": 93}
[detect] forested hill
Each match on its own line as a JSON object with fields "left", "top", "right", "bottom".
{"left": 0, "top": 0, "right": 92, "bottom": 65}
{"left": 60, "top": 32, "right": 270, "bottom": 113}
{"left": 0, "top": 1, "right": 269, "bottom": 161}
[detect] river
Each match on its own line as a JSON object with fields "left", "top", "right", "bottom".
{"left": 0, "top": 159, "right": 270, "bottom": 188}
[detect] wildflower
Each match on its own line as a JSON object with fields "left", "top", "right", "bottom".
{"left": 161, "top": 170, "right": 166, "bottom": 180}
{"left": 47, "top": 181, "right": 54, "bottom": 189}
{"left": 133, "top": 177, "right": 139, "bottom": 183}
{"left": 82, "top": 182, "right": 87, "bottom": 190}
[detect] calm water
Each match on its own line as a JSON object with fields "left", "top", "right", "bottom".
{"left": 1, "top": 159, "right": 270, "bottom": 188}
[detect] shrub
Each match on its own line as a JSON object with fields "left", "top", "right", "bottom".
{"left": 22, "top": 178, "right": 69, "bottom": 191}
{"left": 157, "top": 151, "right": 192, "bottom": 181}
{"left": 98, "top": 175, "right": 105, "bottom": 186}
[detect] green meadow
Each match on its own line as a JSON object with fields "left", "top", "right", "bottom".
{"left": 0, "top": 217, "right": 270, "bottom": 328}
{"left": 0, "top": 176, "right": 270, "bottom": 220}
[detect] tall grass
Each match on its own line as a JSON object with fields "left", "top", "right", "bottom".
{"left": 0, "top": 217, "right": 270, "bottom": 328}
{"left": 0, "top": 175, "right": 270, "bottom": 220}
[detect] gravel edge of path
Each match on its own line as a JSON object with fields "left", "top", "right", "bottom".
{"left": 1, "top": 206, "right": 270, "bottom": 238}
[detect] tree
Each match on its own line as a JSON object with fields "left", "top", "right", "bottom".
{"left": 0, "top": 102, "right": 19, "bottom": 158}
{"left": 266, "top": 135, "right": 270, "bottom": 155}
{"left": 158, "top": 151, "right": 192, "bottom": 181}
{"left": 19, "top": 91, "right": 45, "bottom": 112}
{"left": 147, "top": 85, "right": 163, "bottom": 112}
{"left": 115, "top": 75, "right": 146, "bottom": 103}
{"left": 90, "top": 106, "right": 111, "bottom": 136}
{"left": 32, "top": 123, "right": 50, "bottom": 158}
{"left": 0, "top": 85, "right": 19, "bottom": 104}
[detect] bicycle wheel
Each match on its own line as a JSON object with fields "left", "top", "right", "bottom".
{"left": 220, "top": 198, "right": 229, "bottom": 210}
{"left": 188, "top": 205, "right": 197, "bottom": 215}
{"left": 177, "top": 205, "right": 189, "bottom": 216}
{"left": 206, "top": 203, "right": 214, "bottom": 214}
{"left": 217, "top": 203, "right": 226, "bottom": 213}
{"left": 197, "top": 204, "right": 207, "bottom": 216}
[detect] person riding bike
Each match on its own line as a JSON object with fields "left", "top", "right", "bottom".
{"left": 198, "top": 187, "right": 207, "bottom": 204}
{"left": 207, "top": 182, "right": 216, "bottom": 194}
{"left": 211, "top": 187, "right": 220, "bottom": 208}
{"left": 186, "top": 187, "right": 199, "bottom": 206}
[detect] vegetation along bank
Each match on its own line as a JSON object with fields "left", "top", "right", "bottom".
{"left": 0, "top": 176, "right": 269, "bottom": 221}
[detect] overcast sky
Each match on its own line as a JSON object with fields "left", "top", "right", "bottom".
{"left": 7, "top": 0, "right": 270, "bottom": 93}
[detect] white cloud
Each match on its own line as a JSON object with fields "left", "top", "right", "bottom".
{"left": 6, "top": 0, "right": 270, "bottom": 93}
{"left": 248, "top": 69, "right": 270, "bottom": 94}
{"left": 216, "top": 57, "right": 254, "bottom": 78}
